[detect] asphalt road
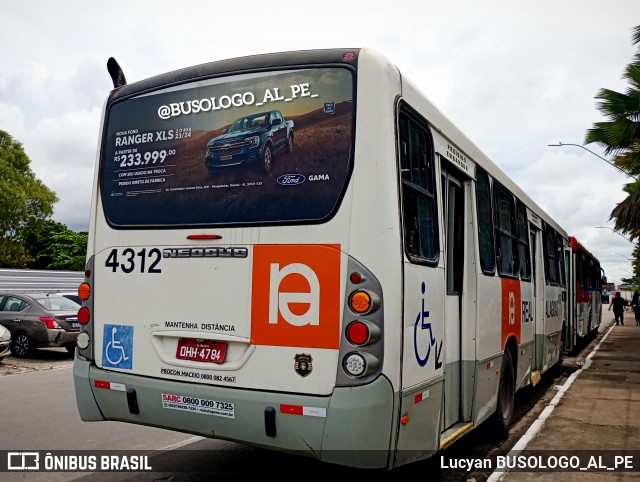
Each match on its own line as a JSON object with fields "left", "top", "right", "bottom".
{"left": 0, "top": 346, "right": 576, "bottom": 481}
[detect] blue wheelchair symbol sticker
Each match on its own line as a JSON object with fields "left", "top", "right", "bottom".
{"left": 102, "top": 324, "right": 134, "bottom": 369}
{"left": 413, "top": 281, "right": 442, "bottom": 369}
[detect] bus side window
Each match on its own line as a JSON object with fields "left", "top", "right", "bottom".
{"left": 493, "top": 184, "right": 518, "bottom": 278}
{"left": 398, "top": 106, "right": 438, "bottom": 264}
{"left": 543, "top": 224, "right": 561, "bottom": 285}
{"left": 476, "top": 167, "right": 495, "bottom": 275}
{"left": 516, "top": 200, "right": 531, "bottom": 280}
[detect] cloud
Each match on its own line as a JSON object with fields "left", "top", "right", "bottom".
{"left": 22, "top": 108, "right": 101, "bottom": 231}
{"left": 1, "top": 0, "right": 639, "bottom": 286}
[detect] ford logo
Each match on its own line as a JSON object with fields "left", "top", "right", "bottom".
{"left": 277, "top": 174, "right": 305, "bottom": 186}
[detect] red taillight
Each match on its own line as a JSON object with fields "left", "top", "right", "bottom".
{"left": 346, "top": 321, "right": 369, "bottom": 345}
{"left": 78, "top": 307, "right": 90, "bottom": 325}
{"left": 187, "top": 234, "right": 222, "bottom": 240}
{"left": 350, "top": 272, "right": 362, "bottom": 284}
{"left": 343, "top": 52, "right": 356, "bottom": 62}
{"left": 40, "top": 317, "right": 61, "bottom": 329}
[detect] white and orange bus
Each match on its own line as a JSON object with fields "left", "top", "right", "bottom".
{"left": 74, "top": 48, "right": 570, "bottom": 469}
{"left": 564, "top": 236, "right": 603, "bottom": 354}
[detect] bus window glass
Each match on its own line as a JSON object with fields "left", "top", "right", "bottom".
{"left": 475, "top": 167, "right": 495, "bottom": 274}
{"left": 544, "top": 224, "right": 558, "bottom": 284}
{"left": 494, "top": 186, "right": 517, "bottom": 277}
{"left": 557, "top": 235, "right": 566, "bottom": 287}
{"left": 580, "top": 252, "right": 588, "bottom": 288}
{"left": 399, "top": 109, "right": 438, "bottom": 263}
{"left": 100, "top": 68, "right": 354, "bottom": 227}
{"left": 516, "top": 200, "right": 531, "bottom": 280}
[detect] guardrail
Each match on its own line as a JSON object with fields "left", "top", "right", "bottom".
{"left": 0, "top": 268, "right": 84, "bottom": 294}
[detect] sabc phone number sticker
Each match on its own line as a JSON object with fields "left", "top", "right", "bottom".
{"left": 161, "top": 393, "right": 235, "bottom": 418}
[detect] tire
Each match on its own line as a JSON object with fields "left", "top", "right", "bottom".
{"left": 492, "top": 349, "right": 515, "bottom": 438}
{"left": 261, "top": 145, "right": 273, "bottom": 174}
{"left": 11, "top": 331, "right": 34, "bottom": 359}
{"left": 65, "top": 344, "right": 76, "bottom": 355}
{"left": 552, "top": 339, "right": 565, "bottom": 377}
{"left": 286, "top": 134, "right": 294, "bottom": 153}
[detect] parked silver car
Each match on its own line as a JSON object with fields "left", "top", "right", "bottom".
{"left": 0, "top": 324, "right": 10, "bottom": 361}
{"left": 0, "top": 292, "right": 81, "bottom": 358}
{"left": 56, "top": 291, "right": 81, "bottom": 305}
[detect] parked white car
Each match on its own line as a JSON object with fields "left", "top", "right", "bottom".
{"left": 0, "top": 324, "right": 11, "bottom": 362}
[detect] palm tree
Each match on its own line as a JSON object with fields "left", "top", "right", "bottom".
{"left": 585, "top": 25, "right": 640, "bottom": 239}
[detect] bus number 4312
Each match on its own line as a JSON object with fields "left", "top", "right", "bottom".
{"left": 105, "top": 248, "right": 162, "bottom": 273}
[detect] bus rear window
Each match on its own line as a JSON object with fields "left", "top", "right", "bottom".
{"left": 100, "top": 67, "right": 354, "bottom": 227}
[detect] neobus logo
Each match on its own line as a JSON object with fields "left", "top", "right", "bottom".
{"left": 162, "top": 247, "right": 248, "bottom": 258}
{"left": 251, "top": 244, "right": 341, "bottom": 349}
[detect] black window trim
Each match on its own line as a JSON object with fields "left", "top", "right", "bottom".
{"left": 397, "top": 100, "right": 439, "bottom": 267}
{"left": 475, "top": 166, "right": 496, "bottom": 276}
{"left": 516, "top": 199, "right": 532, "bottom": 282}
{"left": 493, "top": 181, "right": 519, "bottom": 279}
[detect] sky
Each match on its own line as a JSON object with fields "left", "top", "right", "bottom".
{"left": 1, "top": 0, "right": 639, "bottom": 286}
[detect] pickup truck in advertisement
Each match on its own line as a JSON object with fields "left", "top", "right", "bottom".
{"left": 204, "top": 110, "right": 294, "bottom": 176}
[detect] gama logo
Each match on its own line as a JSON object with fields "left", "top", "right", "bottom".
{"left": 251, "top": 244, "right": 341, "bottom": 349}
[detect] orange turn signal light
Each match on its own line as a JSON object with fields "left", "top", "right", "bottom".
{"left": 350, "top": 290, "right": 372, "bottom": 314}
{"left": 78, "top": 283, "right": 91, "bottom": 301}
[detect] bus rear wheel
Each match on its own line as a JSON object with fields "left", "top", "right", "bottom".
{"left": 492, "top": 348, "right": 515, "bottom": 438}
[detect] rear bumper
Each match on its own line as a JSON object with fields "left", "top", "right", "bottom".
{"left": 0, "top": 340, "right": 10, "bottom": 358}
{"left": 73, "top": 356, "right": 395, "bottom": 468}
{"left": 46, "top": 329, "right": 79, "bottom": 347}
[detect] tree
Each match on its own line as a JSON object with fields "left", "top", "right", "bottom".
{"left": 585, "top": 25, "right": 640, "bottom": 240}
{"left": 41, "top": 229, "right": 88, "bottom": 271}
{"left": 0, "top": 130, "right": 58, "bottom": 267}
{"left": 21, "top": 218, "right": 87, "bottom": 271}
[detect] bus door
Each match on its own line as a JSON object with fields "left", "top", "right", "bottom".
{"left": 531, "top": 226, "right": 544, "bottom": 373}
{"left": 564, "top": 246, "right": 575, "bottom": 353}
{"left": 442, "top": 169, "right": 464, "bottom": 430}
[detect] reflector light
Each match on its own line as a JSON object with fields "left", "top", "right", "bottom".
{"left": 346, "top": 321, "right": 369, "bottom": 345}
{"left": 187, "top": 234, "right": 222, "bottom": 240}
{"left": 279, "top": 405, "right": 327, "bottom": 418}
{"left": 343, "top": 352, "right": 366, "bottom": 376}
{"left": 349, "top": 291, "right": 371, "bottom": 313}
{"left": 350, "top": 272, "right": 362, "bottom": 284}
{"left": 40, "top": 317, "right": 61, "bottom": 329}
{"left": 78, "top": 283, "right": 91, "bottom": 300}
{"left": 77, "top": 331, "right": 90, "bottom": 349}
{"left": 78, "top": 307, "right": 90, "bottom": 324}
{"left": 94, "top": 380, "right": 126, "bottom": 391}
{"left": 84, "top": 269, "right": 91, "bottom": 278}
{"left": 343, "top": 52, "right": 356, "bottom": 62}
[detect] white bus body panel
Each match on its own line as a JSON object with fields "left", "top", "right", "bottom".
{"left": 89, "top": 48, "right": 405, "bottom": 398}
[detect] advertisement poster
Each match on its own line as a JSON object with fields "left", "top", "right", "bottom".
{"left": 101, "top": 68, "right": 354, "bottom": 226}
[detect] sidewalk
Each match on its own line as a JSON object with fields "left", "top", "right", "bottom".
{"left": 499, "top": 309, "right": 640, "bottom": 481}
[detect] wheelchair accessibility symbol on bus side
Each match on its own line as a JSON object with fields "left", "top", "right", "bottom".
{"left": 102, "top": 324, "right": 134, "bottom": 369}
{"left": 413, "top": 282, "right": 443, "bottom": 369}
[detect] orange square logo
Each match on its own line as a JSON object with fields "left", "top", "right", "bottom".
{"left": 501, "top": 278, "right": 521, "bottom": 348}
{"left": 251, "top": 244, "right": 341, "bottom": 349}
